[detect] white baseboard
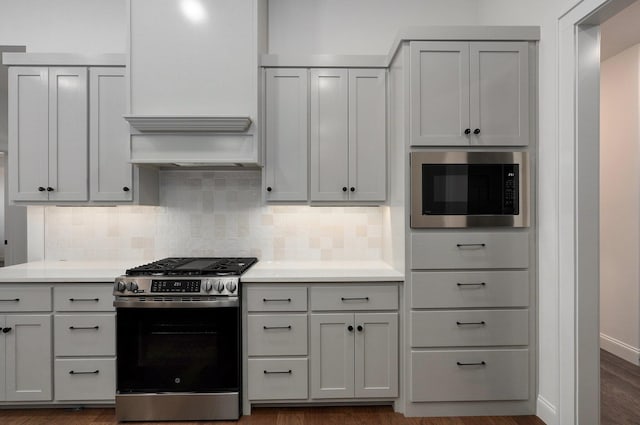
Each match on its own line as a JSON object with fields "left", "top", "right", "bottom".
{"left": 600, "top": 333, "right": 640, "bottom": 365}
{"left": 537, "top": 395, "right": 557, "bottom": 425}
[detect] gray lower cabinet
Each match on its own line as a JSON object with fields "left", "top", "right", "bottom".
{"left": 246, "top": 285, "right": 309, "bottom": 402}
{"left": 0, "top": 287, "right": 53, "bottom": 402}
{"left": 409, "top": 229, "right": 533, "bottom": 411}
{"left": 53, "top": 284, "right": 115, "bottom": 402}
{"left": 245, "top": 283, "right": 399, "bottom": 405}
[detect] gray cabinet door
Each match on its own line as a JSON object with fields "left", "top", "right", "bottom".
{"left": 310, "top": 313, "right": 354, "bottom": 399}
{"left": 354, "top": 312, "right": 398, "bottom": 398}
{"left": 8, "top": 67, "right": 49, "bottom": 202}
{"left": 4, "top": 314, "right": 52, "bottom": 401}
{"left": 48, "top": 67, "right": 88, "bottom": 202}
{"left": 348, "top": 69, "right": 386, "bottom": 202}
{"left": 410, "top": 41, "right": 470, "bottom": 146}
{"left": 265, "top": 68, "right": 308, "bottom": 201}
{"left": 310, "top": 69, "right": 349, "bottom": 201}
{"left": 470, "top": 42, "right": 529, "bottom": 146}
{"left": 0, "top": 316, "right": 4, "bottom": 400}
{"left": 90, "top": 67, "right": 132, "bottom": 201}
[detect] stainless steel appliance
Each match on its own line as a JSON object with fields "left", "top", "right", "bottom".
{"left": 410, "top": 151, "right": 529, "bottom": 228}
{"left": 113, "top": 257, "right": 257, "bottom": 422}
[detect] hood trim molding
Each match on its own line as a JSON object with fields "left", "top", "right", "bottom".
{"left": 124, "top": 115, "right": 252, "bottom": 132}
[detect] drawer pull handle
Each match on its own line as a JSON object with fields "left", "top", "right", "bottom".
{"left": 456, "top": 243, "right": 486, "bottom": 249}
{"left": 0, "top": 298, "right": 20, "bottom": 302}
{"left": 69, "top": 326, "right": 100, "bottom": 331}
{"left": 457, "top": 361, "right": 486, "bottom": 367}
{"left": 263, "top": 325, "right": 292, "bottom": 330}
{"left": 456, "top": 282, "right": 486, "bottom": 287}
{"left": 456, "top": 321, "right": 486, "bottom": 326}
{"left": 2, "top": 327, "right": 12, "bottom": 333}
{"left": 69, "top": 370, "right": 99, "bottom": 375}
{"left": 263, "top": 298, "right": 292, "bottom": 303}
{"left": 341, "top": 297, "right": 369, "bottom": 302}
{"left": 263, "top": 370, "right": 292, "bottom": 375}
{"left": 69, "top": 298, "right": 100, "bottom": 302}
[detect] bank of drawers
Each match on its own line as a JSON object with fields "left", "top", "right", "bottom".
{"left": 410, "top": 230, "right": 530, "bottom": 403}
{"left": 247, "top": 286, "right": 309, "bottom": 401}
{"left": 53, "top": 285, "right": 115, "bottom": 402}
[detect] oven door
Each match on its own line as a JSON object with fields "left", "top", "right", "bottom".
{"left": 116, "top": 306, "right": 239, "bottom": 394}
{"left": 410, "top": 151, "right": 529, "bottom": 228}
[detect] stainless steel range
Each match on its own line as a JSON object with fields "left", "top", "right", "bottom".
{"left": 113, "top": 257, "right": 257, "bottom": 422}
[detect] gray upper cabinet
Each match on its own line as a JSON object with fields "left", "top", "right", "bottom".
{"left": 310, "top": 68, "right": 386, "bottom": 202}
{"left": 89, "top": 67, "right": 132, "bottom": 202}
{"left": 9, "top": 67, "right": 88, "bottom": 202}
{"left": 7, "top": 60, "right": 158, "bottom": 205}
{"left": 264, "top": 68, "right": 308, "bottom": 201}
{"left": 410, "top": 41, "right": 529, "bottom": 146}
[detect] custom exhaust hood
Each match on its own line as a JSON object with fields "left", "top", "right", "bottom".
{"left": 126, "top": 0, "right": 266, "bottom": 167}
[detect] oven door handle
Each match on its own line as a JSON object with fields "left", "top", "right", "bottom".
{"left": 113, "top": 298, "right": 239, "bottom": 308}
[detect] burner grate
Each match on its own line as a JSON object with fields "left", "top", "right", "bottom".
{"left": 126, "top": 257, "right": 257, "bottom": 277}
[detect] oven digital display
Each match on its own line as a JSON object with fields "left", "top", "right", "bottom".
{"left": 150, "top": 280, "right": 201, "bottom": 293}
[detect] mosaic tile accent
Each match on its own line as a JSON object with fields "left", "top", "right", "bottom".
{"left": 41, "top": 170, "right": 385, "bottom": 262}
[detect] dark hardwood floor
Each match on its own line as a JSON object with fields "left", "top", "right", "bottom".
{"left": 601, "top": 349, "right": 640, "bottom": 424}
{"left": 0, "top": 405, "right": 544, "bottom": 425}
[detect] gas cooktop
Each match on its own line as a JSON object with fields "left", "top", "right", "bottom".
{"left": 125, "top": 257, "right": 258, "bottom": 277}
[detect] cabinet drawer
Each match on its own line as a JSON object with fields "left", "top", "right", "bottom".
{"left": 411, "top": 231, "right": 529, "bottom": 269}
{"left": 54, "top": 314, "right": 115, "bottom": 356}
{"left": 248, "top": 358, "right": 308, "bottom": 400}
{"left": 247, "top": 314, "right": 307, "bottom": 356}
{"left": 411, "top": 310, "right": 528, "bottom": 347}
{"left": 310, "top": 285, "right": 398, "bottom": 311}
{"left": 54, "top": 358, "right": 115, "bottom": 401}
{"left": 411, "top": 349, "right": 529, "bottom": 401}
{"left": 246, "top": 287, "right": 307, "bottom": 312}
{"left": 0, "top": 287, "right": 51, "bottom": 312}
{"left": 54, "top": 285, "right": 114, "bottom": 311}
{"left": 411, "top": 271, "right": 529, "bottom": 308}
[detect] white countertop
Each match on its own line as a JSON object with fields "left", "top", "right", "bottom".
{"left": 0, "top": 260, "right": 139, "bottom": 283}
{"left": 242, "top": 260, "right": 404, "bottom": 283}
{"left": 0, "top": 260, "right": 404, "bottom": 283}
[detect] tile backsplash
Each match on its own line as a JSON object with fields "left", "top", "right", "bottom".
{"left": 39, "top": 170, "right": 385, "bottom": 262}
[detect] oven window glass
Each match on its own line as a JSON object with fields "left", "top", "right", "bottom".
{"left": 117, "top": 307, "right": 239, "bottom": 393}
{"left": 422, "top": 164, "right": 519, "bottom": 215}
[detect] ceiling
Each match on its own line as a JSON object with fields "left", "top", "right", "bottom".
{"left": 601, "top": 0, "right": 640, "bottom": 61}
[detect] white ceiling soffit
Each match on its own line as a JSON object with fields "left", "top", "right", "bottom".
{"left": 601, "top": 0, "right": 640, "bottom": 61}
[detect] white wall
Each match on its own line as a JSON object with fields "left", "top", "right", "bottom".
{"left": 36, "top": 170, "right": 385, "bottom": 262}
{"left": 268, "top": 0, "right": 481, "bottom": 55}
{"left": 0, "top": 0, "right": 125, "bottom": 53}
{"left": 599, "top": 45, "right": 640, "bottom": 364}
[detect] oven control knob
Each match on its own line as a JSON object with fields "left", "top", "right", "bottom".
{"left": 226, "top": 281, "right": 237, "bottom": 293}
{"left": 214, "top": 281, "right": 225, "bottom": 293}
{"left": 115, "top": 280, "right": 126, "bottom": 292}
{"left": 125, "top": 281, "right": 138, "bottom": 292}
{"left": 203, "top": 281, "right": 213, "bottom": 292}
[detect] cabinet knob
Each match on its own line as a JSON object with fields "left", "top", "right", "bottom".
{"left": 342, "top": 187, "right": 347, "bottom": 192}
{"left": 38, "top": 186, "right": 46, "bottom": 192}
{"left": 122, "top": 186, "right": 130, "bottom": 192}
{"left": 473, "top": 128, "right": 481, "bottom": 135}
{"left": 347, "top": 325, "right": 354, "bottom": 332}
{"left": 357, "top": 325, "right": 363, "bottom": 332}
{"left": 2, "top": 327, "right": 11, "bottom": 334}
{"left": 350, "top": 187, "right": 355, "bottom": 192}
{"left": 46, "top": 187, "right": 54, "bottom": 192}
{"left": 464, "top": 128, "right": 471, "bottom": 135}
{"left": 266, "top": 187, "right": 272, "bottom": 192}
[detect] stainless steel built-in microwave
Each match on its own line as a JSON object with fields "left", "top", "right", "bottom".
{"left": 410, "top": 151, "right": 529, "bottom": 228}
